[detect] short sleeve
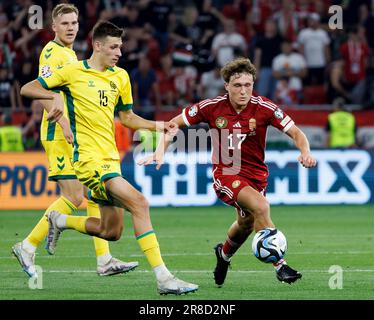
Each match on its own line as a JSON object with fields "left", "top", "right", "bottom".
{"left": 270, "top": 106, "right": 295, "bottom": 133}
{"left": 115, "top": 71, "right": 133, "bottom": 112}
{"left": 182, "top": 101, "right": 209, "bottom": 126}
{"left": 37, "top": 64, "right": 70, "bottom": 89}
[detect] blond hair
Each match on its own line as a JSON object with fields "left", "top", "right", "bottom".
{"left": 52, "top": 4, "right": 79, "bottom": 21}
{"left": 220, "top": 57, "right": 257, "bottom": 83}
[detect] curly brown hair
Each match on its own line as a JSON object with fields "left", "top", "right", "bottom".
{"left": 220, "top": 57, "right": 257, "bottom": 83}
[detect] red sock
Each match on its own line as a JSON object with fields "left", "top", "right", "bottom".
{"left": 222, "top": 237, "right": 241, "bottom": 260}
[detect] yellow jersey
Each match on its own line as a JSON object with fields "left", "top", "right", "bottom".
{"left": 38, "top": 40, "right": 77, "bottom": 141}
{"left": 37, "top": 60, "right": 133, "bottom": 162}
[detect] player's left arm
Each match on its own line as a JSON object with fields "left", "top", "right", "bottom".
{"left": 285, "top": 124, "right": 317, "bottom": 168}
{"left": 118, "top": 109, "right": 176, "bottom": 133}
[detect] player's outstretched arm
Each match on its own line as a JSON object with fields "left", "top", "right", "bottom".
{"left": 137, "top": 114, "right": 186, "bottom": 170}
{"left": 119, "top": 109, "right": 168, "bottom": 132}
{"left": 285, "top": 124, "right": 317, "bottom": 168}
{"left": 20, "top": 80, "right": 64, "bottom": 117}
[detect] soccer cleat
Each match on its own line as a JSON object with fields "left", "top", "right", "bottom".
{"left": 213, "top": 243, "right": 230, "bottom": 286}
{"left": 97, "top": 258, "right": 139, "bottom": 276}
{"left": 46, "top": 211, "right": 64, "bottom": 255}
{"left": 157, "top": 276, "right": 199, "bottom": 295}
{"left": 276, "top": 264, "right": 302, "bottom": 284}
{"left": 12, "top": 242, "right": 37, "bottom": 278}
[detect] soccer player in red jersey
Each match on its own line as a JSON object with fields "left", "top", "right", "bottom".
{"left": 139, "top": 58, "right": 317, "bottom": 285}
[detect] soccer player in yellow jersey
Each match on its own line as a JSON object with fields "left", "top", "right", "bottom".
{"left": 12, "top": 4, "right": 137, "bottom": 278}
{"left": 20, "top": 21, "right": 198, "bottom": 295}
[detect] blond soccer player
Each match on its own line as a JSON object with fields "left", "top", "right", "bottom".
{"left": 20, "top": 21, "right": 198, "bottom": 295}
{"left": 12, "top": 4, "right": 137, "bottom": 278}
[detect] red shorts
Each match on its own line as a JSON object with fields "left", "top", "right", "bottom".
{"left": 212, "top": 168, "right": 267, "bottom": 215}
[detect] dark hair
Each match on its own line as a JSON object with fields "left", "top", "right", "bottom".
{"left": 92, "top": 21, "right": 124, "bottom": 42}
{"left": 220, "top": 57, "right": 257, "bottom": 83}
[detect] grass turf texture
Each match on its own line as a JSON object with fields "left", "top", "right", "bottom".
{"left": 0, "top": 205, "right": 373, "bottom": 300}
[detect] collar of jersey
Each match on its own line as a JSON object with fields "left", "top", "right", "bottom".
{"left": 83, "top": 60, "right": 115, "bottom": 72}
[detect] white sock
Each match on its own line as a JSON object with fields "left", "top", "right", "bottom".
{"left": 273, "top": 259, "right": 287, "bottom": 271}
{"left": 22, "top": 239, "right": 36, "bottom": 253}
{"left": 55, "top": 214, "right": 67, "bottom": 229}
{"left": 153, "top": 264, "right": 173, "bottom": 282}
{"left": 221, "top": 250, "right": 231, "bottom": 262}
{"left": 97, "top": 253, "right": 112, "bottom": 266}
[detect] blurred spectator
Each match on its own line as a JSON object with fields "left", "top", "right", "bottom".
{"left": 174, "top": 62, "right": 198, "bottom": 106}
{"left": 22, "top": 100, "right": 43, "bottom": 150}
{"left": 254, "top": 19, "right": 283, "bottom": 99}
{"left": 144, "top": 0, "right": 174, "bottom": 54}
{"left": 326, "top": 97, "right": 357, "bottom": 148}
{"left": 198, "top": 63, "right": 224, "bottom": 99}
{"left": 337, "top": 26, "right": 369, "bottom": 104}
{"left": 272, "top": 41, "right": 307, "bottom": 102}
{"left": 0, "top": 111, "right": 24, "bottom": 152}
{"left": 131, "top": 55, "right": 161, "bottom": 112}
{"left": 274, "top": 77, "right": 298, "bottom": 105}
{"left": 211, "top": 18, "right": 247, "bottom": 67}
{"left": 170, "top": 6, "right": 201, "bottom": 49}
{"left": 297, "top": 13, "right": 330, "bottom": 85}
{"left": 273, "top": 0, "right": 301, "bottom": 42}
{"left": 156, "top": 54, "right": 176, "bottom": 109}
{"left": 0, "top": 65, "right": 17, "bottom": 110}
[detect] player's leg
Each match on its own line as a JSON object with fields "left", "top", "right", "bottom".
{"left": 236, "top": 185, "right": 274, "bottom": 232}
{"left": 236, "top": 186, "right": 301, "bottom": 284}
{"left": 214, "top": 209, "right": 255, "bottom": 286}
{"left": 86, "top": 200, "right": 139, "bottom": 276}
{"left": 12, "top": 139, "right": 82, "bottom": 276}
{"left": 105, "top": 177, "right": 198, "bottom": 295}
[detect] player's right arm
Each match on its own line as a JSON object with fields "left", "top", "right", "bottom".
{"left": 20, "top": 66, "right": 74, "bottom": 143}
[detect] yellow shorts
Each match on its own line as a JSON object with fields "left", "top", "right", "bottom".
{"left": 73, "top": 159, "right": 122, "bottom": 205}
{"left": 41, "top": 139, "right": 76, "bottom": 181}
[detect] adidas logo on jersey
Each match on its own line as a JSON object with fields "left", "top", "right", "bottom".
{"left": 233, "top": 122, "right": 242, "bottom": 128}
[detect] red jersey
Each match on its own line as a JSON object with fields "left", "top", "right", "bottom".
{"left": 182, "top": 94, "right": 295, "bottom": 183}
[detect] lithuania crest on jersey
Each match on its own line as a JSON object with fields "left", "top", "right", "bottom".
{"left": 215, "top": 116, "right": 228, "bottom": 129}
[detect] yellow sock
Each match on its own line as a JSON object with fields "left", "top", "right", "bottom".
{"left": 65, "top": 215, "right": 88, "bottom": 233}
{"left": 137, "top": 231, "right": 164, "bottom": 268}
{"left": 87, "top": 200, "right": 110, "bottom": 257}
{"left": 26, "top": 196, "right": 76, "bottom": 247}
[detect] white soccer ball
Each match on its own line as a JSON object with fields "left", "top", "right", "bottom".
{"left": 251, "top": 228, "right": 287, "bottom": 263}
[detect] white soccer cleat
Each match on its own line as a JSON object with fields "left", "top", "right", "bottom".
{"left": 12, "top": 242, "right": 37, "bottom": 278}
{"left": 46, "top": 211, "right": 64, "bottom": 255}
{"left": 157, "top": 276, "right": 199, "bottom": 295}
{"left": 97, "top": 258, "right": 139, "bottom": 276}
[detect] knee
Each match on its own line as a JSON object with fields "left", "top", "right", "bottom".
{"left": 251, "top": 200, "right": 270, "bottom": 218}
{"left": 238, "top": 214, "right": 254, "bottom": 230}
{"left": 101, "top": 229, "right": 122, "bottom": 241}
{"left": 67, "top": 194, "right": 84, "bottom": 208}
{"left": 132, "top": 193, "right": 149, "bottom": 213}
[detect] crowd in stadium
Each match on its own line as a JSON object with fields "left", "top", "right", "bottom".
{"left": 0, "top": 0, "right": 374, "bottom": 150}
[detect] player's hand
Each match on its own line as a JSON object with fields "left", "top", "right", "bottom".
{"left": 137, "top": 153, "right": 164, "bottom": 170}
{"left": 298, "top": 152, "right": 317, "bottom": 168}
{"left": 165, "top": 121, "right": 179, "bottom": 137}
{"left": 47, "top": 93, "right": 64, "bottom": 122}
{"left": 62, "top": 125, "right": 74, "bottom": 145}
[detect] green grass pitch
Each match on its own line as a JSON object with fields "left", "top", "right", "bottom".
{"left": 0, "top": 205, "right": 373, "bottom": 300}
